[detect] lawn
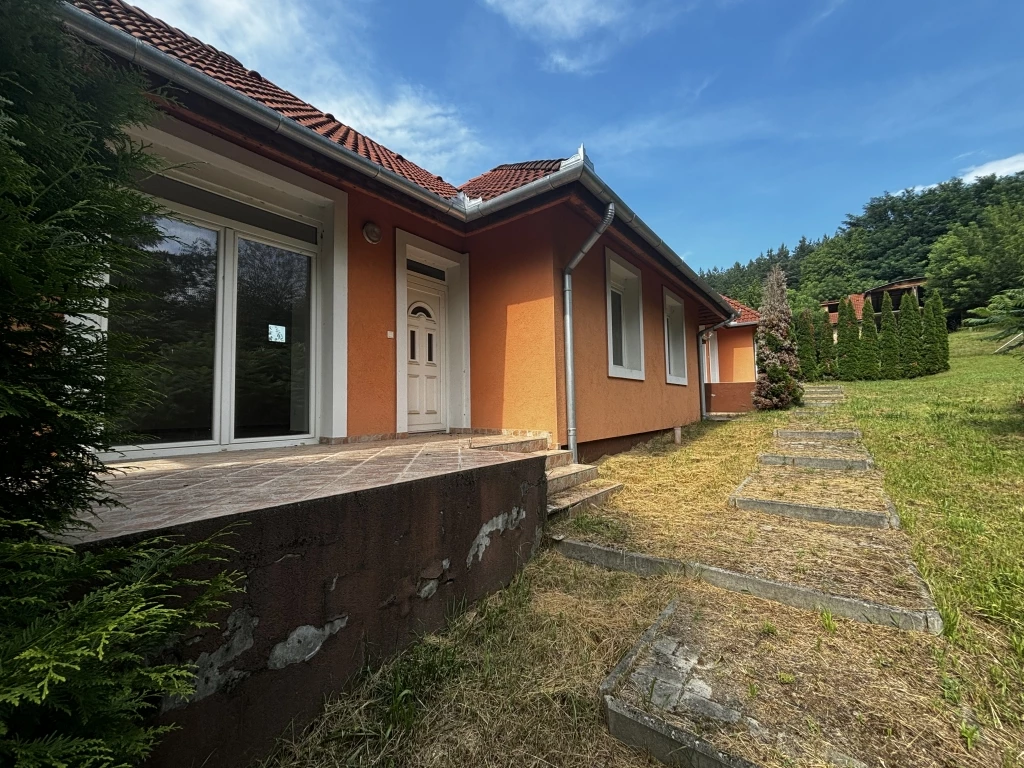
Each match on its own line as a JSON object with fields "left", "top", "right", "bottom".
{"left": 841, "top": 330, "right": 1024, "bottom": 743}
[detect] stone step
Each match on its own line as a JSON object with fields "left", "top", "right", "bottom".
{"left": 534, "top": 449, "right": 573, "bottom": 470}
{"left": 759, "top": 452, "right": 873, "bottom": 471}
{"left": 469, "top": 435, "right": 549, "bottom": 453}
{"left": 547, "top": 479, "right": 623, "bottom": 519}
{"left": 775, "top": 428, "right": 862, "bottom": 440}
{"left": 546, "top": 463, "right": 600, "bottom": 495}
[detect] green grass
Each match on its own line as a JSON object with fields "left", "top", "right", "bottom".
{"left": 842, "top": 330, "right": 1024, "bottom": 743}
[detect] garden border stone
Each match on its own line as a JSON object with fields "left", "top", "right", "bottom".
{"left": 759, "top": 453, "right": 874, "bottom": 470}
{"left": 774, "top": 428, "right": 862, "bottom": 440}
{"left": 548, "top": 537, "right": 943, "bottom": 634}
{"left": 728, "top": 493, "right": 894, "bottom": 529}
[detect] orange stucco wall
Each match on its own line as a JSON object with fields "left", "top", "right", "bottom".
{"left": 465, "top": 210, "right": 560, "bottom": 439}
{"left": 346, "top": 189, "right": 464, "bottom": 438}
{"left": 552, "top": 206, "right": 704, "bottom": 446}
{"left": 716, "top": 325, "right": 757, "bottom": 382}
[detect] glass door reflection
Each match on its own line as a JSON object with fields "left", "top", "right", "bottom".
{"left": 233, "top": 237, "right": 311, "bottom": 439}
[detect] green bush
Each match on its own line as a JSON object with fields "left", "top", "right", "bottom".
{"left": 0, "top": 0, "right": 238, "bottom": 763}
{"left": 814, "top": 306, "right": 836, "bottom": 378}
{"left": 898, "top": 292, "right": 924, "bottom": 377}
{"left": 795, "top": 308, "right": 818, "bottom": 381}
{"left": 859, "top": 315, "right": 880, "bottom": 380}
{"left": 835, "top": 298, "right": 860, "bottom": 380}
{"left": 878, "top": 292, "right": 901, "bottom": 378}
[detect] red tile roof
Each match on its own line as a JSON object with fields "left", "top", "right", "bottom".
{"left": 71, "top": 0, "right": 462, "bottom": 199}
{"left": 722, "top": 296, "right": 760, "bottom": 325}
{"left": 458, "top": 159, "right": 565, "bottom": 201}
{"left": 822, "top": 293, "right": 867, "bottom": 324}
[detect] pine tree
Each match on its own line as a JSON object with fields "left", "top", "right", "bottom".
{"left": 753, "top": 266, "right": 803, "bottom": 409}
{"left": 795, "top": 308, "right": 818, "bottom": 381}
{"left": 878, "top": 291, "right": 900, "bottom": 378}
{"left": 859, "top": 315, "right": 881, "bottom": 379}
{"left": 814, "top": 306, "right": 837, "bottom": 378}
{"left": 0, "top": 1, "right": 237, "bottom": 763}
{"left": 921, "top": 294, "right": 942, "bottom": 375}
{"left": 835, "top": 298, "right": 860, "bottom": 380}
{"left": 898, "top": 291, "right": 924, "bottom": 377}
{"left": 933, "top": 289, "right": 951, "bottom": 371}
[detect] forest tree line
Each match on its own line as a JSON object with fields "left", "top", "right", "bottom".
{"left": 700, "top": 172, "right": 1024, "bottom": 326}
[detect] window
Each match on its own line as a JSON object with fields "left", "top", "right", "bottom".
{"left": 605, "top": 250, "right": 644, "bottom": 380}
{"left": 663, "top": 289, "right": 688, "bottom": 385}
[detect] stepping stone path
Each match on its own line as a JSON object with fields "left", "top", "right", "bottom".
{"left": 586, "top": 385, "right": 949, "bottom": 768}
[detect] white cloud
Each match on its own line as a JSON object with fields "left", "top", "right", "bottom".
{"left": 960, "top": 153, "right": 1024, "bottom": 182}
{"left": 481, "top": 0, "right": 684, "bottom": 74}
{"left": 777, "top": 0, "right": 847, "bottom": 61}
{"left": 591, "top": 105, "right": 774, "bottom": 156}
{"left": 135, "top": 0, "right": 483, "bottom": 180}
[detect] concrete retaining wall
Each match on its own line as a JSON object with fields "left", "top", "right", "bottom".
{"left": 87, "top": 458, "right": 547, "bottom": 768}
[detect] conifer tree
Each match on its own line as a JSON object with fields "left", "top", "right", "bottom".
{"left": 835, "top": 298, "right": 860, "bottom": 380}
{"left": 933, "top": 290, "right": 950, "bottom": 371}
{"left": 859, "top": 315, "right": 881, "bottom": 379}
{"left": 814, "top": 306, "right": 837, "bottom": 378}
{"left": 878, "top": 291, "right": 900, "bottom": 378}
{"left": 753, "top": 266, "right": 803, "bottom": 409}
{"left": 795, "top": 308, "right": 818, "bottom": 381}
{"left": 921, "top": 294, "right": 942, "bottom": 375}
{"left": 898, "top": 291, "right": 924, "bottom": 377}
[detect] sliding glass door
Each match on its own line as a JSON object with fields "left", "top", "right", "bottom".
{"left": 112, "top": 212, "right": 316, "bottom": 449}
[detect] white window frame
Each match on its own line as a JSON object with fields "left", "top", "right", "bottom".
{"left": 663, "top": 288, "right": 688, "bottom": 386}
{"left": 109, "top": 198, "right": 320, "bottom": 458}
{"left": 605, "top": 249, "right": 645, "bottom": 381}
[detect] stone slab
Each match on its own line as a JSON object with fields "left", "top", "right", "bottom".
{"left": 759, "top": 453, "right": 873, "bottom": 471}
{"left": 774, "top": 429, "right": 862, "bottom": 440}
{"left": 729, "top": 494, "right": 893, "bottom": 529}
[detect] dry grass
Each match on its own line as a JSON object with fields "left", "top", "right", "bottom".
{"left": 766, "top": 437, "right": 873, "bottom": 460}
{"left": 553, "top": 417, "right": 928, "bottom": 609}
{"left": 738, "top": 466, "right": 890, "bottom": 513}
{"left": 261, "top": 552, "right": 678, "bottom": 768}
{"left": 618, "top": 582, "right": 998, "bottom": 768}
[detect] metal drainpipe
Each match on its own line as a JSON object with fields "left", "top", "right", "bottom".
{"left": 564, "top": 202, "right": 616, "bottom": 462}
{"left": 697, "top": 316, "right": 736, "bottom": 419}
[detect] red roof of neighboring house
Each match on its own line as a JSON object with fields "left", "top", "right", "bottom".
{"left": 71, "top": 0, "right": 462, "bottom": 199}
{"left": 822, "top": 293, "right": 866, "bottom": 324}
{"left": 722, "top": 296, "right": 760, "bottom": 326}
{"left": 458, "top": 159, "right": 565, "bottom": 201}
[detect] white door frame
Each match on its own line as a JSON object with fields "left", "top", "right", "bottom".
{"left": 395, "top": 230, "right": 470, "bottom": 435}
{"left": 706, "top": 330, "right": 721, "bottom": 383}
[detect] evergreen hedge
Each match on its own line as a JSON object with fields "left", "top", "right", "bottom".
{"left": 898, "top": 292, "right": 924, "bottom": 377}
{"left": 835, "top": 298, "right": 860, "bottom": 380}
{"left": 878, "top": 291, "right": 901, "bottom": 378}
{"left": 859, "top": 315, "right": 881, "bottom": 380}
{"left": 795, "top": 308, "right": 818, "bottom": 381}
{"left": 814, "top": 306, "right": 836, "bottom": 378}
{"left": 0, "top": 1, "right": 238, "bottom": 763}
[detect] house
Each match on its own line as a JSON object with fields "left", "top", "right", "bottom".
{"left": 59, "top": 1, "right": 737, "bottom": 765}
{"left": 702, "top": 296, "right": 760, "bottom": 413}
{"left": 822, "top": 277, "right": 926, "bottom": 326}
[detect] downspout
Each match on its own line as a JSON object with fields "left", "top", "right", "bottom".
{"left": 564, "top": 202, "right": 615, "bottom": 462}
{"left": 697, "top": 316, "right": 736, "bottom": 419}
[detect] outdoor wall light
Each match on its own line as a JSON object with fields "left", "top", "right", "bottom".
{"left": 362, "top": 221, "right": 382, "bottom": 244}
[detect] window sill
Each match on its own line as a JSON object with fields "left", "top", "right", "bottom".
{"left": 608, "top": 366, "right": 645, "bottom": 381}
{"left": 666, "top": 375, "right": 688, "bottom": 386}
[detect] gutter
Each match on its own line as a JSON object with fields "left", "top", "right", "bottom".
{"left": 696, "top": 315, "right": 737, "bottom": 419}
{"left": 563, "top": 202, "right": 615, "bottom": 462}
{"left": 59, "top": 2, "right": 735, "bottom": 325}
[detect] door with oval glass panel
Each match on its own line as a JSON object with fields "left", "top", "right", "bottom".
{"left": 407, "top": 280, "right": 446, "bottom": 432}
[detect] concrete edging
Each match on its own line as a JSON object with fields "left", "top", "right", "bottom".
{"left": 548, "top": 537, "right": 943, "bottom": 634}
{"left": 728, "top": 494, "right": 892, "bottom": 529}
{"left": 604, "top": 696, "right": 760, "bottom": 768}
{"left": 599, "top": 600, "right": 678, "bottom": 701}
{"left": 759, "top": 453, "right": 873, "bottom": 470}
{"left": 774, "top": 428, "right": 862, "bottom": 440}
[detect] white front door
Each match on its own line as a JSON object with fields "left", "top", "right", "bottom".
{"left": 407, "top": 281, "right": 446, "bottom": 432}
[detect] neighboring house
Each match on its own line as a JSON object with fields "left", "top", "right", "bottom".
{"left": 702, "top": 296, "right": 759, "bottom": 414}
{"left": 68, "top": 0, "right": 735, "bottom": 466}
{"left": 822, "top": 277, "right": 926, "bottom": 327}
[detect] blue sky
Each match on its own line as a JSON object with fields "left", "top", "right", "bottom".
{"left": 139, "top": 0, "right": 1024, "bottom": 271}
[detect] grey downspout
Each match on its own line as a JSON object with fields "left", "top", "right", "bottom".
{"left": 564, "top": 202, "right": 615, "bottom": 462}
{"left": 698, "top": 316, "right": 736, "bottom": 419}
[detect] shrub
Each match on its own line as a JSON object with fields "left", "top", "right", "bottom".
{"left": 859, "top": 314, "right": 880, "bottom": 380}
{"left": 0, "top": 0, "right": 237, "bottom": 762}
{"left": 795, "top": 308, "right": 818, "bottom": 381}
{"left": 922, "top": 292, "right": 945, "bottom": 375}
{"left": 898, "top": 292, "right": 924, "bottom": 378}
{"left": 835, "top": 298, "right": 860, "bottom": 380}
{"left": 814, "top": 306, "right": 836, "bottom": 378}
{"left": 878, "top": 291, "right": 901, "bottom": 378}
{"left": 753, "top": 266, "right": 803, "bottom": 409}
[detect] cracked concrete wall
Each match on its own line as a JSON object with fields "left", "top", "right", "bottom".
{"left": 91, "top": 456, "right": 546, "bottom": 768}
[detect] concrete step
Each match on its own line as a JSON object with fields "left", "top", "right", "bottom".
{"left": 469, "top": 435, "right": 549, "bottom": 453}
{"left": 534, "top": 449, "right": 573, "bottom": 470}
{"left": 546, "top": 463, "right": 599, "bottom": 495}
{"left": 547, "top": 479, "right": 623, "bottom": 518}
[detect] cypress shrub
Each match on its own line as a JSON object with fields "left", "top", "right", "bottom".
{"left": 859, "top": 315, "right": 881, "bottom": 380}
{"left": 878, "top": 291, "right": 901, "bottom": 378}
{"left": 921, "top": 294, "right": 942, "bottom": 375}
{"left": 0, "top": 1, "right": 239, "bottom": 763}
{"left": 753, "top": 266, "right": 803, "bottom": 409}
{"left": 835, "top": 298, "right": 860, "bottom": 380}
{"left": 795, "top": 308, "right": 818, "bottom": 381}
{"left": 814, "top": 306, "right": 836, "bottom": 378}
{"left": 933, "top": 290, "right": 951, "bottom": 371}
{"left": 898, "top": 291, "right": 924, "bottom": 377}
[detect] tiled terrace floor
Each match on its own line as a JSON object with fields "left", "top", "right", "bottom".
{"left": 72, "top": 434, "right": 537, "bottom": 543}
